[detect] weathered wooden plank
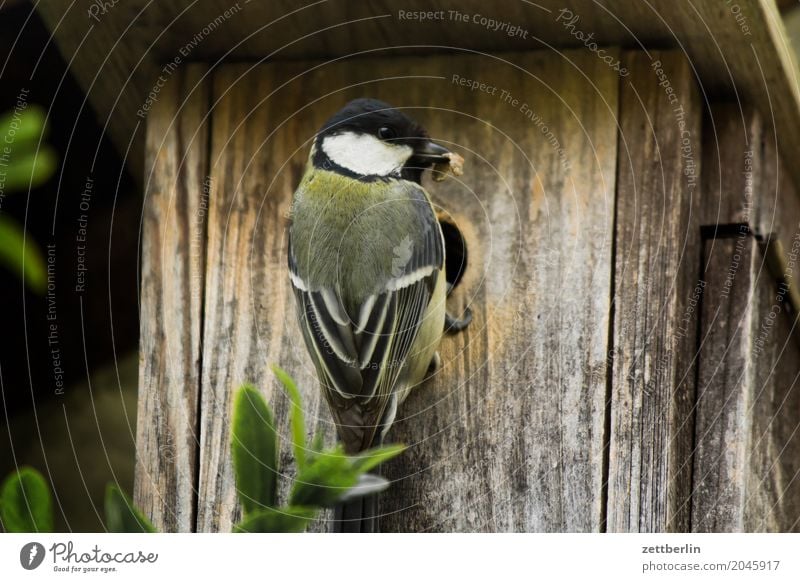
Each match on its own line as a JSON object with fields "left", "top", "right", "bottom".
{"left": 700, "top": 104, "right": 763, "bottom": 227}
{"left": 680, "top": 103, "right": 800, "bottom": 532}
{"left": 692, "top": 234, "right": 800, "bottom": 531}
{"left": 701, "top": 104, "right": 800, "bottom": 240}
{"left": 692, "top": 234, "right": 758, "bottom": 531}
{"left": 606, "top": 51, "right": 702, "bottom": 532}
{"left": 194, "top": 49, "right": 619, "bottom": 532}
{"left": 756, "top": 120, "right": 800, "bottom": 268}
{"left": 195, "top": 62, "right": 337, "bottom": 532}
{"left": 744, "top": 242, "right": 800, "bottom": 531}
{"left": 701, "top": 104, "right": 800, "bottom": 318}
{"left": 134, "top": 64, "right": 210, "bottom": 532}
{"left": 379, "top": 50, "right": 618, "bottom": 533}
{"left": 35, "top": 1, "right": 800, "bottom": 193}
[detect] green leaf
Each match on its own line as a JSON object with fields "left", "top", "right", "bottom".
{"left": 104, "top": 485, "right": 156, "bottom": 533}
{"left": 289, "top": 448, "right": 359, "bottom": 508}
{"left": 2, "top": 148, "right": 57, "bottom": 191}
{"left": 309, "top": 432, "right": 324, "bottom": 456}
{"left": 231, "top": 384, "right": 278, "bottom": 514}
{"left": 0, "top": 467, "right": 53, "bottom": 532}
{"left": 352, "top": 444, "right": 406, "bottom": 474}
{"left": 289, "top": 441, "right": 407, "bottom": 507}
{"left": 271, "top": 365, "right": 307, "bottom": 470}
{"left": 0, "top": 216, "right": 46, "bottom": 293}
{"left": 337, "top": 474, "right": 391, "bottom": 503}
{"left": 0, "top": 106, "right": 56, "bottom": 192}
{"left": 232, "top": 506, "right": 317, "bottom": 533}
{"left": 0, "top": 106, "right": 48, "bottom": 145}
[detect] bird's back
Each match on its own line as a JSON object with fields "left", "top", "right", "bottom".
{"left": 290, "top": 167, "right": 440, "bottom": 309}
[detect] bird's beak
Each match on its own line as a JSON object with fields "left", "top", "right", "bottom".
{"left": 413, "top": 140, "right": 451, "bottom": 163}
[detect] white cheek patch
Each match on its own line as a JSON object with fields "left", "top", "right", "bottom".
{"left": 321, "top": 132, "right": 413, "bottom": 176}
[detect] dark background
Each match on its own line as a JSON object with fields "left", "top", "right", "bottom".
{"left": 0, "top": 1, "right": 139, "bottom": 531}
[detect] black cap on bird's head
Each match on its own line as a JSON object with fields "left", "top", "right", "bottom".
{"left": 312, "top": 98, "right": 452, "bottom": 183}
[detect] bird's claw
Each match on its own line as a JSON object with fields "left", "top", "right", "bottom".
{"left": 444, "top": 307, "right": 472, "bottom": 334}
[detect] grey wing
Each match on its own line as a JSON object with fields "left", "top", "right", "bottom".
{"left": 288, "top": 189, "right": 443, "bottom": 450}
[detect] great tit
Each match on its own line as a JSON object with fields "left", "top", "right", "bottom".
{"left": 287, "top": 98, "right": 469, "bottom": 531}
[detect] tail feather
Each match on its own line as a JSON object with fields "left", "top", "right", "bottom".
{"left": 333, "top": 408, "right": 390, "bottom": 533}
{"left": 333, "top": 466, "right": 381, "bottom": 533}
{"left": 333, "top": 489, "right": 379, "bottom": 532}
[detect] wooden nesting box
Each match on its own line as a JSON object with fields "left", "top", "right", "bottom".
{"left": 37, "top": 0, "right": 800, "bottom": 532}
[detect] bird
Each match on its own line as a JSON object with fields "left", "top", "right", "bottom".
{"left": 287, "top": 98, "right": 471, "bottom": 532}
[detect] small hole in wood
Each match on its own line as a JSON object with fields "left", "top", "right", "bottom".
{"left": 438, "top": 218, "right": 467, "bottom": 290}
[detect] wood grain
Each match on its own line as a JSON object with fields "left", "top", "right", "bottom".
{"left": 745, "top": 244, "right": 800, "bottom": 531}
{"left": 693, "top": 234, "right": 800, "bottom": 531}
{"left": 34, "top": 1, "right": 800, "bottom": 194}
{"left": 192, "top": 50, "right": 619, "bottom": 532}
{"left": 692, "top": 235, "right": 758, "bottom": 531}
{"left": 755, "top": 115, "right": 800, "bottom": 270}
{"left": 700, "top": 104, "right": 763, "bottom": 227}
{"left": 379, "top": 50, "right": 619, "bottom": 533}
{"left": 134, "top": 64, "right": 210, "bottom": 532}
{"left": 606, "top": 51, "right": 702, "bottom": 532}
{"left": 700, "top": 104, "right": 800, "bottom": 322}
{"left": 700, "top": 103, "right": 800, "bottom": 239}
{"left": 195, "top": 62, "right": 337, "bottom": 532}
{"left": 135, "top": 50, "right": 800, "bottom": 532}
{"left": 692, "top": 105, "right": 800, "bottom": 531}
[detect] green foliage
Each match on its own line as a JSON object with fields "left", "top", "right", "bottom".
{"left": 0, "top": 369, "right": 405, "bottom": 534}
{"left": 270, "top": 365, "right": 307, "bottom": 469}
{"left": 0, "top": 467, "right": 54, "bottom": 532}
{"left": 352, "top": 444, "right": 407, "bottom": 474}
{"left": 0, "top": 467, "right": 154, "bottom": 533}
{"left": 232, "top": 506, "right": 316, "bottom": 533}
{"left": 0, "top": 106, "right": 57, "bottom": 190}
{"left": 0, "top": 106, "right": 50, "bottom": 146}
{"left": 0, "top": 105, "right": 57, "bottom": 294}
{"left": 289, "top": 445, "right": 403, "bottom": 508}
{"left": 104, "top": 485, "right": 156, "bottom": 533}
{"left": 289, "top": 446, "right": 358, "bottom": 507}
{"left": 232, "top": 383, "right": 279, "bottom": 515}
{"left": 0, "top": 216, "right": 46, "bottom": 292}
{"left": 230, "top": 368, "right": 406, "bottom": 532}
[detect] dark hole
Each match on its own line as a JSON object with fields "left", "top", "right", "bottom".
{"left": 439, "top": 218, "right": 468, "bottom": 291}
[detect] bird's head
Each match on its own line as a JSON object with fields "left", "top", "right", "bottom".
{"left": 311, "top": 98, "right": 452, "bottom": 183}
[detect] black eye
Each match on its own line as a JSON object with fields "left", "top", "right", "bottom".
{"left": 378, "top": 126, "right": 397, "bottom": 140}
